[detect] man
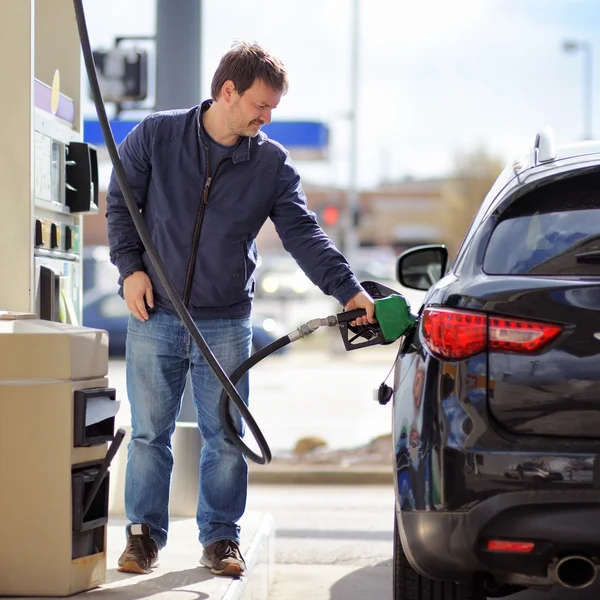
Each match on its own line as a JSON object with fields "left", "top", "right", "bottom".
{"left": 106, "top": 40, "right": 375, "bottom": 578}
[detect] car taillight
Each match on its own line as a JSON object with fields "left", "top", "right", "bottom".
{"left": 489, "top": 316, "right": 563, "bottom": 352}
{"left": 422, "top": 308, "right": 487, "bottom": 360}
{"left": 487, "top": 540, "right": 535, "bottom": 554}
{"left": 422, "top": 308, "right": 563, "bottom": 361}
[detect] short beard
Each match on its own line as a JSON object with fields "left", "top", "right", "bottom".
{"left": 228, "top": 101, "right": 262, "bottom": 138}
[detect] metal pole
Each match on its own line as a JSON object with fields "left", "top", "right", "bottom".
{"left": 155, "top": 0, "right": 201, "bottom": 110}
{"left": 155, "top": 0, "right": 201, "bottom": 422}
{"left": 583, "top": 42, "right": 593, "bottom": 140}
{"left": 344, "top": 0, "right": 360, "bottom": 263}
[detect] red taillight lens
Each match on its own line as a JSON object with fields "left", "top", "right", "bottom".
{"left": 422, "top": 308, "right": 487, "bottom": 360}
{"left": 489, "top": 316, "right": 563, "bottom": 353}
{"left": 422, "top": 308, "right": 563, "bottom": 360}
{"left": 487, "top": 540, "right": 535, "bottom": 554}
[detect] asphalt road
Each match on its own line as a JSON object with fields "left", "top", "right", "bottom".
{"left": 250, "top": 484, "right": 600, "bottom": 600}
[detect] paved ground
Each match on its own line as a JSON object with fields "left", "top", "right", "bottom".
{"left": 247, "top": 484, "right": 393, "bottom": 600}
{"left": 106, "top": 347, "right": 600, "bottom": 600}
{"left": 249, "top": 485, "right": 600, "bottom": 600}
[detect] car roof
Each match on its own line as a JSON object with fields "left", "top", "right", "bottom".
{"left": 470, "top": 127, "right": 600, "bottom": 227}
{"left": 451, "top": 128, "right": 600, "bottom": 274}
{"left": 494, "top": 127, "right": 600, "bottom": 203}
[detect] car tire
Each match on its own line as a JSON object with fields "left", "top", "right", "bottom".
{"left": 393, "top": 515, "right": 485, "bottom": 600}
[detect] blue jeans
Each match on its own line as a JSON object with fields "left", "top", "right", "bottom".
{"left": 123, "top": 307, "right": 252, "bottom": 549}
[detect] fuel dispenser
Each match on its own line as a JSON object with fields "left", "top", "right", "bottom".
{"left": 0, "top": 1, "right": 122, "bottom": 595}
{"left": 23, "top": 77, "right": 97, "bottom": 324}
{"left": 0, "top": 2, "right": 98, "bottom": 325}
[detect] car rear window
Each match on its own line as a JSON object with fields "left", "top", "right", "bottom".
{"left": 483, "top": 170, "right": 600, "bottom": 276}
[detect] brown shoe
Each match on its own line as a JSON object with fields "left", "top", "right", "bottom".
{"left": 201, "top": 539, "right": 246, "bottom": 578}
{"left": 117, "top": 524, "right": 159, "bottom": 574}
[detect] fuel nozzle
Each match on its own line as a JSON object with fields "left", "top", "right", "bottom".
{"left": 287, "top": 284, "right": 416, "bottom": 351}
{"left": 337, "top": 308, "right": 386, "bottom": 350}
{"left": 337, "top": 292, "right": 416, "bottom": 352}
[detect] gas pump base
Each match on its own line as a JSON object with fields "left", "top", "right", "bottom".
{"left": 0, "top": 313, "right": 123, "bottom": 597}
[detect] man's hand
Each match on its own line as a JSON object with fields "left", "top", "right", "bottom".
{"left": 344, "top": 290, "right": 376, "bottom": 327}
{"left": 123, "top": 271, "right": 154, "bottom": 321}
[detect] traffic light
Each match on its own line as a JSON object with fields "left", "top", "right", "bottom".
{"left": 321, "top": 205, "right": 340, "bottom": 227}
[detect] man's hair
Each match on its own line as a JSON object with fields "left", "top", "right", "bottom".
{"left": 211, "top": 40, "right": 288, "bottom": 101}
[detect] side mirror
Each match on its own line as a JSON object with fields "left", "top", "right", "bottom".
{"left": 396, "top": 245, "right": 448, "bottom": 291}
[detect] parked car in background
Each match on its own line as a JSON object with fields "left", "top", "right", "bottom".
{"left": 390, "top": 128, "right": 600, "bottom": 599}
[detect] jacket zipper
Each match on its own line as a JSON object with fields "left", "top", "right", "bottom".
{"left": 181, "top": 153, "right": 230, "bottom": 307}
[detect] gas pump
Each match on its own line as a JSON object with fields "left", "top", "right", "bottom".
{"left": 32, "top": 74, "right": 99, "bottom": 324}
{"left": 0, "top": 2, "right": 97, "bottom": 323}
{"left": 0, "top": 2, "right": 122, "bottom": 596}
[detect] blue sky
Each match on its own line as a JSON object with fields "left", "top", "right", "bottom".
{"left": 82, "top": 0, "right": 600, "bottom": 188}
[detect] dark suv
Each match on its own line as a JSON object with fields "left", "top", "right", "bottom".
{"left": 391, "top": 128, "right": 600, "bottom": 599}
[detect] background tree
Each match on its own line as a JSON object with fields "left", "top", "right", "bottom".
{"left": 441, "top": 146, "right": 505, "bottom": 259}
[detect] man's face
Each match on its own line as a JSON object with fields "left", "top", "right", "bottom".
{"left": 226, "top": 79, "right": 282, "bottom": 138}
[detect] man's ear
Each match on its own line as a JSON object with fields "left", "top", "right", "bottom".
{"left": 221, "top": 80, "right": 237, "bottom": 104}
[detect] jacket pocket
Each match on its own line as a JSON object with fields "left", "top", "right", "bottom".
{"left": 187, "top": 239, "right": 249, "bottom": 308}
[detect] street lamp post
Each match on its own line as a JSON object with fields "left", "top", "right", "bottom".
{"left": 563, "top": 39, "right": 593, "bottom": 141}
{"left": 343, "top": 0, "right": 360, "bottom": 264}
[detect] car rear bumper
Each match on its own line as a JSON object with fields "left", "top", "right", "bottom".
{"left": 398, "top": 489, "right": 600, "bottom": 586}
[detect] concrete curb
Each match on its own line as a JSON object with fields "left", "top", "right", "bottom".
{"left": 248, "top": 465, "right": 393, "bottom": 485}
{"left": 223, "top": 513, "right": 275, "bottom": 600}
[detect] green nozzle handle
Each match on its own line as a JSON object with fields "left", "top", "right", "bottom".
{"left": 374, "top": 295, "right": 416, "bottom": 342}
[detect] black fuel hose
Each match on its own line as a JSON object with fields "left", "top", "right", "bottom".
{"left": 219, "top": 308, "right": 367, "bottom": 463}
{"left": 219, "top": 335, "right": 291, "bottom": 464}
{"left": 72, "top": 0, "right": 272, "bottom": 465}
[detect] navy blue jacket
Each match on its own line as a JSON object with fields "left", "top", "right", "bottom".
{"left": 106, "top": 100, "right": 362, "bottom": 319}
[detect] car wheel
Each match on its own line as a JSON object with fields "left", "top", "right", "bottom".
{"left": 393, "top": 514, "right": 485, "bottom": 600}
